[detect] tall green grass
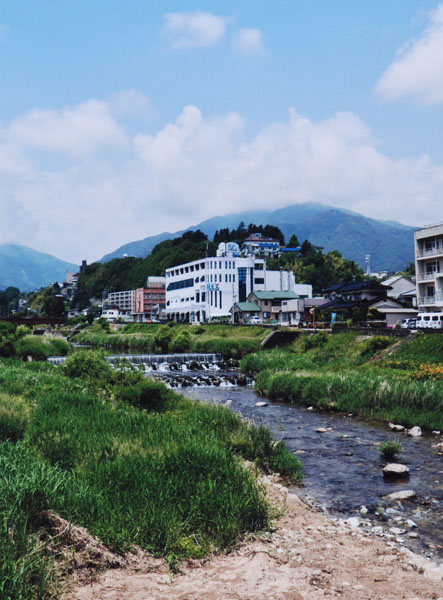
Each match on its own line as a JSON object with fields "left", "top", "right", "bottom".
{"left": 73, "top": 324, "right": 267, "bottom": 358}
{"left": 243, "top": 332, "right": 443, "bottom": 431}
{"left": 0, "top": 358, "right": 301, "bottom": 597}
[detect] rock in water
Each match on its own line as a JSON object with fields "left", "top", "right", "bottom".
{"left": 407, "top": 426, "right": 422, "bottom": 437}
{"left": 316, "top": 427, "right": 328, "bottom": 433}
{"left": 383, "top": 463, "right": 410, "bottom": 479}
{"left": 389, "top": 423, "right": 405, "bottom": 432}
{"left": 384, "top": 490, "right": 416, "bottom": 501}
{"left": 255, "top": 401, "right": 268, "bottom": 407}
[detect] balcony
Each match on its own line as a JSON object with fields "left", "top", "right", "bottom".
{"left": 418, "top": 293, "right": 443, "bottom": 306}
{"left": 417, "top": 271, "right": 440, "bottom": 281}
{"left": 416, "top": 246, "right": 443, "bottom": 259}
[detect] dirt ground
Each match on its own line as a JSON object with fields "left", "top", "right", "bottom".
{"left": 67, "top": 476, "right": 443, "bottom": 600}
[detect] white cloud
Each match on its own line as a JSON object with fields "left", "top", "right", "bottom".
{"left": 377, "top": 3, "right": 443, "bottom": 104}
{"left": 6, "top": 99, "right": 126, "bottom": 158}
{"left": 163, "top": 11, "right": 226, "bottom": 48}
{"left": 232, "top": 28, "right": 265, "bottom": 55}
{"left": 1, "top": 98, "right": 443, "bottom": 263}
{"left": 110, "top": 90, "right": 152, "bottom": 121}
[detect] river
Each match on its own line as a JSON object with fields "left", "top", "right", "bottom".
{"left": 181, "top": 384, "right": 443, "bottom": 563}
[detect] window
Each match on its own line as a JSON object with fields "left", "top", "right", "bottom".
{"left": 166, "top": 278, "right": 194, "bottom": 291}
{"left": 254, "top": 263, "right": 264, "bottom": 270}
{"left": 254, "top": 278, "right": 264, "bottom": 285}
{"left": 196, "top": 292, "right": 200, "bottom": 303}
{"left": 263, "top": 312, "right": 271, "bottom": 318}
{"left": 219, "top": 261, "right": 222, "bottom": 269}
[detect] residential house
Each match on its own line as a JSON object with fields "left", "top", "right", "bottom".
{"left": 382, "top": 275, "right": 416, "bottom": 306}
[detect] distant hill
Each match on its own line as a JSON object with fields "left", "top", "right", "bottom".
{"left": 100, "top": 203, "right": 416, "bottom": 272}
{"left": 0, "top": 244, "right": 79, "bottom": 292}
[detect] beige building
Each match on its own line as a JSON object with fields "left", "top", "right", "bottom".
{"left": 414, "top": 222, "right": 443, "bottom": 312}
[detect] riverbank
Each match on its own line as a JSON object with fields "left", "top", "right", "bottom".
{"left": 71, "top": 322, "right": 268, "bottom": 358}
{"left": 0, "top": 354, "right": 301, "bottom": 598}
{"left": 241, "top": 332, "right": 443, "bottom": 431}
{"left": 68, "top": 475, "right": 443, "bottom": 600}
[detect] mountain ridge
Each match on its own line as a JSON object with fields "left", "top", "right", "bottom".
{"left": 100, "top": 203, "right": 416, "bottom": 272}
{"left": 0, "top": 244, "right": 79, "bottom": 292}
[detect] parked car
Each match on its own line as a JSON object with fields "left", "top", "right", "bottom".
{"left": 249, "top": 316, "right": 263, "bottom": 325}
{"left": 401, "top": 318, "right": 417, "bottom": 329}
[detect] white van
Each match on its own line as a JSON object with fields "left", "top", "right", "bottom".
{"left": 416, "top": 312, "right": 443, "bottom": 329}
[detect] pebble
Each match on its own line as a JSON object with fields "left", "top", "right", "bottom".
{"left": 359, "top": 506, "right": 368, "bottom": 515}
{"left": 316, "top": 427, "right": 328, "bottom": 433}
{"left": 384, "top": 490, "right": 416, "bottom": 501}
{"left": 389, "top": 527, "right": 406, "bottom": 535}
{"left": 345, "top": 517, "right": 361, "bottom": 529}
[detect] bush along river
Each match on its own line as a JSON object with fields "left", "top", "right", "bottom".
{"left": 49, "top": 352, "right": 443, "bottom": 563}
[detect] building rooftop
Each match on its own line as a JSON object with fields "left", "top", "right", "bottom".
{"left": 251, "top": 291, "right": 300, "bottom": 300}
{"left": 235, "top": 302, "right": 261, "bottom": 312}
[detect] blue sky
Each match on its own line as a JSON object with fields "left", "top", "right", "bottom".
{"left": 0, "top": 1, "right": 442, "bottom": 262}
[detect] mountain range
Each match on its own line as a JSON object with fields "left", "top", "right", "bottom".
{"left": 100, "top": 203, "right": 416, "bottom": 273}
{"left": 0, "top": 244, "right": 78, "bottom": 292}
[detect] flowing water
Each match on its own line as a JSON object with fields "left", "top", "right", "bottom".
{"left": 48, "top": 351, "right": 443, "bottom": 561}
{"left": 182, "top": 385, "right": 443, "bottom": 562}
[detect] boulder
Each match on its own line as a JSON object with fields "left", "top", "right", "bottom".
{"left": 388, "top": 423, "right": 405, "bottom": 432}
{"left": 255, "top": 401, "right": 268, "bottom": 407}
{"left": 407, "top": 426, "right": 422, "bottom": 437}
{"left": 383, "top": 463, "right": 410, "bottom": 479}
{"left": 384, "top": 490, "right": 416, "bottom": 501}
{"left": 432, "top": 442, "right": 443, "bottom": 453}
{"left": 315, "top": 427, "right": 328, "bottom": 433}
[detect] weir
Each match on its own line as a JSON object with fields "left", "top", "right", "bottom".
{"left": 47, "top": 352, "right": 223, "bottom": 367}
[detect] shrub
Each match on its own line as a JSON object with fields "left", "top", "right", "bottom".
{"left": 301, "top": 331, "right": 329, "bottom": 351}
{"left": 169, "top": 331, "right": 192, "bottom": 353}
{"left": 379, "top": 440, "right": 402, "bottom": 461}
{"left": 14, "top": 336, "right": 51, "bottom": 361}
{"left": 61, "top": 350, "right": 113, "bottom": 381}
{"left": 114, "top": 380, "right": 172, "bottom": 412}
{"left": 0, "top": 393, "right": 31, "bottom": 442}
{"left": 154, "top": 327, "right": 174, "bottom": 353}
{"left": 360, "top": 336, "right": 393, "bottom": 359}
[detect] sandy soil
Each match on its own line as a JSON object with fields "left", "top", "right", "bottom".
{"left": 68, "top": 477, "right": 443, "bottom": 600}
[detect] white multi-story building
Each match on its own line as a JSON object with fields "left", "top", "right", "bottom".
{"left": 165, "top": 243, "right": 311, "bottom": 322}
{"left": 106, "top": 290, "right": 135, "bottom": 313}
{"left": 414, "top": 222, "right": 443, "bottom": 312}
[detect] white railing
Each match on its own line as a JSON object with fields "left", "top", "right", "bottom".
{"left": 417, "top": 271, "right": 440, "bottom": 281}
{"left": 416, "top": 246, "right": 443, "bottom": 258}
{"left": 419, "top": 293, "right": 443, "bottom": 305}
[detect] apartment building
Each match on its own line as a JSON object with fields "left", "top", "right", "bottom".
{"left": 165, "top": 242, "right": 311, "bottom": 323}
{"left": 414, "top": 222, "right": 443, "bottom": 312}
{"left": 134, "top": 277, "right": 166, "bottom": 322}
{"left": 106, "top": 289, "right": 135, "bottom": 313}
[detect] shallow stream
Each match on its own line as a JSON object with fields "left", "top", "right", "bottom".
{"left": 182, "top": 385, "right": 443, "bottom": 562}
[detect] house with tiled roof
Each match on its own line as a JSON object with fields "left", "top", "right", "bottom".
{"left": 321, "top": 280, "right": 403, "bottom": 321}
